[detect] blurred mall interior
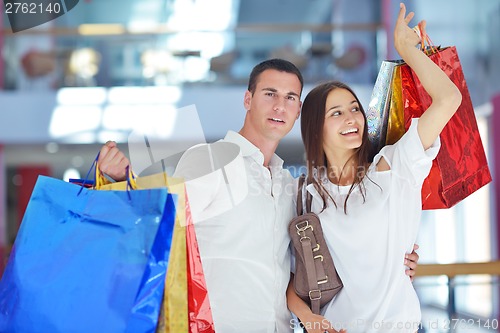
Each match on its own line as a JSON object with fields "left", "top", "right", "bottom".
{"left": 1, "top": 0, "right": 500, "bottom": 332}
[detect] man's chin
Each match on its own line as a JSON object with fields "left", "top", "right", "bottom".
{"left": 267, "top": 127, "right": 292, "bottom": 141}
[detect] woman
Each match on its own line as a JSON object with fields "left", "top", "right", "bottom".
{"left": 287, "top": 3, "right": 462, "bottom": 333}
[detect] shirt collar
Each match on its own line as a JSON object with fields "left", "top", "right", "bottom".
{"left": 223, "top": 130, "right": 284, "bottom": 168}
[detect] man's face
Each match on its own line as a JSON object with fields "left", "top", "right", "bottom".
{"left": 243, "top": 69, "right": 302, "bottom": 141}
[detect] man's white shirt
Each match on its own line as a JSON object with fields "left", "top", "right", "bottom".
{"left": 174, "top": 130, "right": 295, "bottom": 333}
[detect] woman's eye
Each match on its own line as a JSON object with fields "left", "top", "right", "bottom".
{"left": 352, "top": 106, "right": 360, "bottom": 112}
{"left": 331, "top": 111, "right": 341, "bottom": 117}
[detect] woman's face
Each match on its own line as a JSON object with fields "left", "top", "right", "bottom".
{"left": 322, "top": 88, "right": 365, "bottom": 154}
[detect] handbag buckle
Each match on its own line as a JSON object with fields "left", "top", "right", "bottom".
{"left": 309, "top": 289, "right": 321, "bottom": 300}
{"left": 296, "top": 220, "right": 314, "bottom": 238}
{"left": 299, "top": 236, "right": 311, "bottom": 243}
{"left": 296, "top": 220, "right": 313, "bottom": 233}
{"left": 318, "top": 276, "right": 328, "bottom": 285}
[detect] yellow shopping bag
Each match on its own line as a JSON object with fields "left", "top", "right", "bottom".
{"left": 98, "top": 172, "right": 189, "bottom": 333}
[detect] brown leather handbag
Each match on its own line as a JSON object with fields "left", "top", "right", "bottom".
{"left": 289, "top": 174, "right": 343, "bottom": 314}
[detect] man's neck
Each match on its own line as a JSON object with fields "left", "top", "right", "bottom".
{"left": 238, "top": 129, "right": 279, "bottom": 167}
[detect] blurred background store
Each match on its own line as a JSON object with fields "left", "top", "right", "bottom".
{"left": 1, "top": 0, "right": 499, "bottom": 331}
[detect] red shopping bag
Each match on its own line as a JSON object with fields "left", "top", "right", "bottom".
{"left": 400, "top": 45, "right": 492, "bottom": 209}
{"left": 185, "top": 193, "right": 215, "bottom": 333}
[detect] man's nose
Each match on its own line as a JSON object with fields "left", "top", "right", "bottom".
{"left": 273, "top": 98, "right": 286, "bottom": 112}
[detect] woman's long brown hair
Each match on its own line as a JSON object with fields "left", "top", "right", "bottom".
{"left": 301, "top": 81, "right": 375, "bottom": 214}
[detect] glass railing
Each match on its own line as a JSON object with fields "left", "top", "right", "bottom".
{"left": 414, "top": 261, "right": 500, "bottom": 332}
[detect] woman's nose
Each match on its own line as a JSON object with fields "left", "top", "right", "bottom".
{"left": 345, "top": 113, "right": 355, "bottom": 124}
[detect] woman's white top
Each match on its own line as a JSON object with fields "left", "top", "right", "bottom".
{"left": 306, "top": 119, "right": 440, "bottom": 332}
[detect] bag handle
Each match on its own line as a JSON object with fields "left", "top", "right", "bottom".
{"left": 77, "top": 152, "right": 137, "bottom": 195}
{"left": 413, "top": 22, "right": 439, "bottom": 55}
{"left": 296, "top": 174, "right": 313, "bottom": 216}
{"left": 95, "top": 154, "right": 137, "bottom": 190}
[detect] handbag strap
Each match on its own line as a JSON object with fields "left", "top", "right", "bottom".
{"left": 300, "top": 228, "right": 321, "bottom": 314}
{"left": 296, "top": 174, "right": 313, "bottom": 216}
{"left": 296, "top": 174, "right": 324, "bottom": 314}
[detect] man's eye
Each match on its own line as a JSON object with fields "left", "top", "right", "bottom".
{"left": 265, "top": 92, "right": 275, "bottom": 97}
{"left": 287, "top": 96, "right": 296, "bottom": 101}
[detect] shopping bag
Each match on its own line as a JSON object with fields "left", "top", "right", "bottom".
{"left": 157, "top": 215, "right": 188, "bottom": 333}
{"left": 100, "top": 171, "right": 214, "bottom": 333}
{"left": 135, "top": 174, "right": 214, "bottom": 332}
{"left": 99, "top": 172, "right": 189, "bottom": 333}
{"left": 0, "top": 176, "right": 176, "bottom": 333}
{"left": 185, "top": 193, "right": 215, "bottom": 333}
{"left": 137, "top": 174, "right": 214, "bottom": 333}
{"left": 399, "top": 44, "right": 492, "bottom": 209}
{"left": 367, "top": 60, "right": 403, "bottom": 154}
{"left": 385, "top": 65, "right": 405, "bottom": 146}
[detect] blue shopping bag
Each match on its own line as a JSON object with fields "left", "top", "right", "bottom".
{"left": 0, "top": 175, "right": 176, "bottom": 333}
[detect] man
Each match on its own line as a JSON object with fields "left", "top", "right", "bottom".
{"left": 98, "top": 59, "right": 419, "bottom": 332}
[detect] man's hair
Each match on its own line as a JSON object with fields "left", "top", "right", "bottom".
{"left": 247, "top": 58, "right": 304, "bottom": 95}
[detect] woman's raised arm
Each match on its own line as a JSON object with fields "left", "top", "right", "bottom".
{"left": 394, "top": 3, "right": 462, "bottom": 150}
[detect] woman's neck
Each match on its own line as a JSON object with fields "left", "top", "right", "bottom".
{"left": 324, "top": 149, "right": 358, "bottom": 186}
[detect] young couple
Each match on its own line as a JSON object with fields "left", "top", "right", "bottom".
{"left": 98, "top": 4, "right": 461, "bottom": 332}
